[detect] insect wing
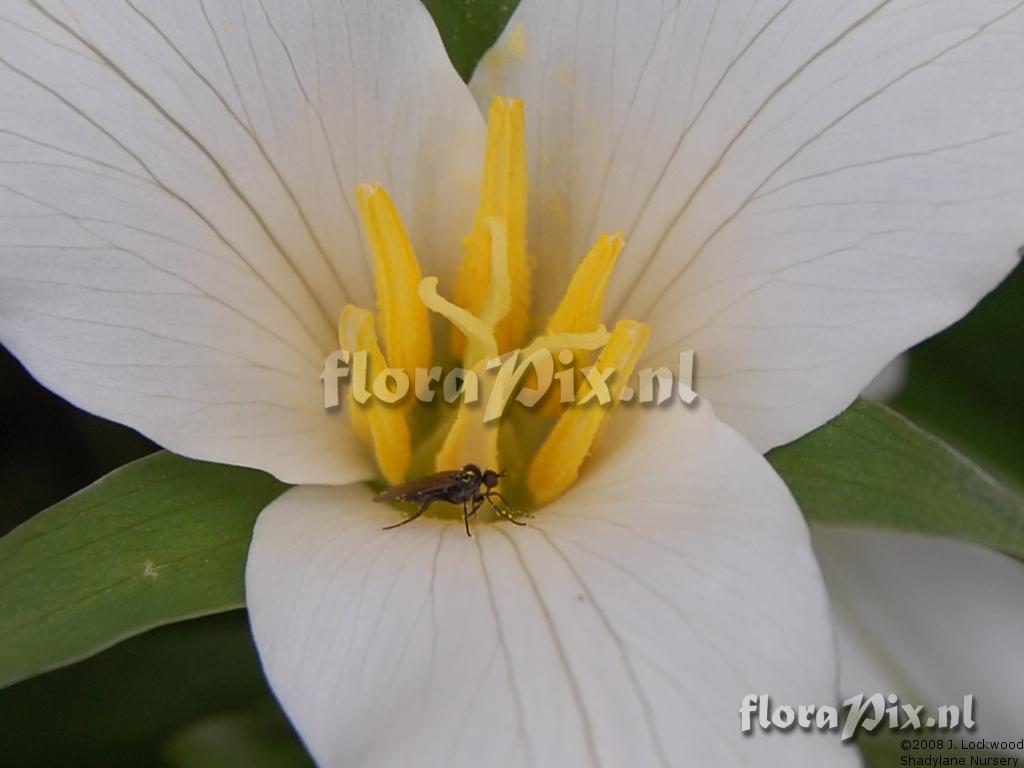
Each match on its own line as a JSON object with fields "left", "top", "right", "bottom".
{"left": 373, "top": 470, "right": 465, "bottom": 503}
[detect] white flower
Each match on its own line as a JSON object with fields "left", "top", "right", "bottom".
{"left": 0, "top": 1, "right": 1021, "bottom": 766}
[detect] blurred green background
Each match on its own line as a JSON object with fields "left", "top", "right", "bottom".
{"left": 1, "top": 0, "right": 1021, "bottom": 764}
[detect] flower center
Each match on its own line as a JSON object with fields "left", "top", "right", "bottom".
{"left": 341, "top": 97, "right": 649, "bottom": 511}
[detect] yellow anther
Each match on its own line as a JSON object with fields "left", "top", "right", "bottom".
{"left": 454, "top": 97, "right": 530, "bottom": 355}
{"left": 336, "top": 313, "right": 371, "bottom": 446}
{"left": 527, "top": 319, "right": 650, "bottom": 505}
{"left": 546, "top": 232, "right": 624, "bottom": 338}
{"left": 532, "top": 232, "right": 625, "bottom": 416}
{"left": 356, "top": 184, "right": 432, "bottom": 377}
{"left": 338, "top": 305, "right": 411, "bottom": 485}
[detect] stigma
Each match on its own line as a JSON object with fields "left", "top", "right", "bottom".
{"left": 339, "top": 97, "right": 648, "bottom": 508}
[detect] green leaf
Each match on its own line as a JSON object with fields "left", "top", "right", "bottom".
{"left": 768, "top": 399, "right": 1024, "bottom": 560}
{"left": 0, "top": 452, "right": 287, "bottom": 690}
{"left": 422, "top": 0, "right": 518, "bottom": 81}
{"left": 891, "top": 265, "right": 1024, "bottom": 493}
{"left": 0, "top": 612, "right": 307, "bottom": 767}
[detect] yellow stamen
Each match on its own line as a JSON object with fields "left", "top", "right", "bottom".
{"left": 356, "top": 184, "right": 432, "bottom": 377}
{"left": 534, "top": 232, "right": 626, "bottom": 415}
{"left": 545, "top": 232, "right": 624, "bottom": 339}
{"left": 453, "top": 97, "right": 530, "bottom": 355}
{"left": 338, "top": 305, "right": 411, "bottom": 484}
{"left": 527, "top": 319, "right": 650, "bottom": 505}
{"left": 433, "top": 358, "right": 500, "bottom": 472}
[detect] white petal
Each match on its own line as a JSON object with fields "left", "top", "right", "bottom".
{"left": 473, "top": 0, "right": 1024, "bottom": 450}
{"left": 248, "top": 402, "right": 858, "bottom": 767}
{"left": 0, "top": 0, "right": 484, "bottom": 483}
{"left": 814, "top": 527, "right": 1024, "bottom": 746}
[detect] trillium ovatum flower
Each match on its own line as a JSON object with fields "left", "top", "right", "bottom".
{"left": 1, "top": 1, "right": 1022, "bottom": 766}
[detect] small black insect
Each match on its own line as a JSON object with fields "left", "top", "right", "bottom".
{"left": 374, "top": 463, "right": 524, "bottom": 537}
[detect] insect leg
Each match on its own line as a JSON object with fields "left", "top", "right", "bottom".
{"left": 485, "top": 492, "right": 526, "bottom": 526}
{"left": 382, "top": 499, "right": 432, "bottom": 531}
{"left": 462, "top": 496, "right": 488, "bottom": 537}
